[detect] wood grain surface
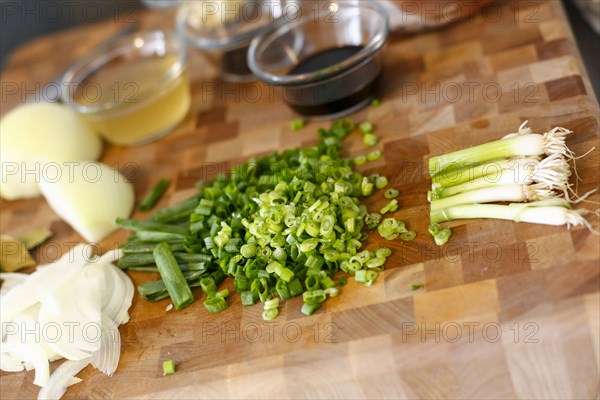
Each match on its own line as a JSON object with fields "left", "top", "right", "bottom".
{"left": 1, "top": 1, "right": 599, "bottom": 398}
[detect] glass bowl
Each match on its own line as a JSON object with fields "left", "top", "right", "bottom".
{"left": 248, "top": 1, "right": 389, "bottom": 119}
{"left": 141, "top": 0, "right": 180, "bottom": 9}
{"left": 60, "top": 30, "right": 191, "bottom": 146}
{"left": 176, "top": 0, "right": 283, "bottom": 82}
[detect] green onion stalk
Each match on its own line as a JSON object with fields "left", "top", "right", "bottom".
{"left": 429, "top": 124, "right": 573, "bottom": 177}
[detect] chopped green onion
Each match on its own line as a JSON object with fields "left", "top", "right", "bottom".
{"left": 359, "top": 122, "right": 374, "bottom": 134}
{"left": 380, "top": 199, "right": 399, "bottom": 214}
{"left": 338, "top": 276, "right": 347, "bottom": 286}
{"left": 301, "top": 302, "right": 321, "bottom": 316}
{"left": 367, "top": 149, "right": 382, "bottom": 161}
{"left": 200, "top": 277, "right": 217, "bottom": 296}
{"left": 375, "top": 248, "right": 392, "bottom": 258}
{"left": 363, "top": 133, "right": 379, "bottom": 147}
{"left": 375, "top": 176, "right": 388, "bottom": 189}
{"left": 355, "top": 270, "right": 367, "bottom": 283}
{"left": 163, "top": 360, "right": 176, "bottom": 376}
{"left": 204, "top": 296, "right": 228, "bottom": 313}
{"left": 290, "top": 118, "right": 305, "bottom": 131}
{"left": 241, "top": 291, "right": 255, "bottom": 306}
{"left": 371, "top": 98, "right": 380, "bottom": 107}
{"left": 153, "top": 243, "right": 194, "bottom": 310}
{"left": 400, "top": 231, "right": 417, "bottom": 241}
{"left": 384, "top": 188, "right": 399, "bottom": 199}
{"left": 434, "top": 228, "right": 452, "bottom": 246}
{"left": 240, "top": 243, "right": 257, "bottom": 258}
{"left": 139, "top": 179, "right": 170, "bottom": 212}
{"left": 411, "top": 284, "right": 424, "bottom": 291}
{"left": 353, "top": 155, "right": 367, "bottom": 165}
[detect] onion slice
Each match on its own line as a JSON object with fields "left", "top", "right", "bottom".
{"left": 37, "top": 358, "right": 91, "bottom": 400}
{"left": 1, "top": 343, "right": 49, "bottom": 387}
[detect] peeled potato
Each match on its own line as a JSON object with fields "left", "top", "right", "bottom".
{"left": 38, "top": 162, "right": 134, "bottom": 242}
{"left": 0, "top": 102, "right": 102, "bottom": 200}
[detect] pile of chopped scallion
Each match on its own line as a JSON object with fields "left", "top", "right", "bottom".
{"left": 117, "top": 119, "right": 414, "bottom": 319}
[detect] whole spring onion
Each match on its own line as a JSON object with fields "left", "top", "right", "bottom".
{"left": 429, "top": 184, "right": 555, "bottom": 212}
{"left": 427, "top": 123, "right": 596, "bottom": 247}
{"left": 431, "top": 157, "right": 541, "bottom": 188}
{"left": 432, "top": 154, "right": 571, "bottom": 198}
{"left": 430, "top": 199, "right": 593, "bottom": 229}
{"left": 429, "top": 124, "right": 572, "bottom": 176}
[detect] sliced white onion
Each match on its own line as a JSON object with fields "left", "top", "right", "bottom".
{"left": 1, "top": 343, "right": 49, "bottom": 387}
{"left": 37, "top": 357, "right": 91, "bottom": 400}
{"left": 0, "top": 273, "right": 28, "bottom": 297}
{"left": 111, "top": 265, "right": 134, "bottom": 325}
{"left": 1, "top": 244, "right": 91, "bottom": 323}
{"left": 100, "top": 265, "right": 126, "bottom": 323}
{"left": 1, "top": 352, "right": 25, "bottom": 372}
{"left": 1, "top": 245, "right": 133, "bottom": 398}
{"left": 91, "top": 315, "right": 121, "bottom": 376}
{"left": 38, "top": 271, "right": 101, "bottom": 358}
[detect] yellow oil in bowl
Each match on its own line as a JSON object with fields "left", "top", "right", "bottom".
{"left": 62, "top": 31, "right": 191, "bottom": 146}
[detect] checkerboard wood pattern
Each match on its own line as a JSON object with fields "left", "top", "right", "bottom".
{"left": 1, "top": 1, "right": 599, "bottom": 398}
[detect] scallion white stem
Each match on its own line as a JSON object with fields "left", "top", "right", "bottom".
{"left": 430, "top": 184, "right": 555, "bottom": 211}
{"left": 431, "top": 157, "right": 541, "bottom": 188}
{"left": 434, "top": 154, "right": 571, "bottom": 198}
{"left": 430, "top": 201, "right": 591, "bottom": 230}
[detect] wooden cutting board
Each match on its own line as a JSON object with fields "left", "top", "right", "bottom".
{"left": 1, "top": 1, "right": 599, "bottom": 398}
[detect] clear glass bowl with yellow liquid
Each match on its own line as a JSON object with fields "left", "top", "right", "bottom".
{"left": 61, "top": 30, "right": 191, "bottom": 146}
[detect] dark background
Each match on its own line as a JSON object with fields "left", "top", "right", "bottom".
{"left": 0, "top": 0, "right": 598, "bottom": 99}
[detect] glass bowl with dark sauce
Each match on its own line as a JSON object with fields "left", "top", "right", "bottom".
{"left": 176, "top": 0, "right": 283, "bottom": 82}
{"left": 247, "top": 1, "right": 389, "bottom": 119}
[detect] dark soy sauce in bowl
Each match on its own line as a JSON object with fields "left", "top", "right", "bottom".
{"left": 285, "top": 45, "right": 382, "bottom": 118}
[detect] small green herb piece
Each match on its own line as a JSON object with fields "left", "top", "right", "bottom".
{"left": 400, "top": 231, "right": 417, "bottom": 241}
{"left": 375, "top": 176, "right": 388, "bottom": 189}
{"left": 359, "top": 122, "right": 374, "bottom": 134}
{"left": 411, "top": 284, "right": 424, "bottom": 291}
{"left": 384, "top": 188, "right": 399, "bottom": 199}
{"left": 434, "top": 228, "right": 452, "bottom": 246}
{"left": 139, "top": 179, "right": 171, "bottom": 212}
{"left": 353, "top": 155, "right": 367, "bottom": 165}
{"left": 338, "top": 276, "right": 347, "bottom": 287}
{"left": 204, "top": 296, "right": 228, "bottom": 313}
{"left": 290, "top": 118, "right": 305, "bottom": 131}
{"left": 380, "top": 199, "right": 399, "bottom": 214}
{"left": 367, "top": 149, "right": 382, "bottom": 161}
{"left": 371, "top": 99, "right": 381, "bottom": 107}
{"left": 163, "top": 360, "right": 176, "bottom": 375}
{"left": 363, "top": 133, "right": 379, "bottom": 147}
